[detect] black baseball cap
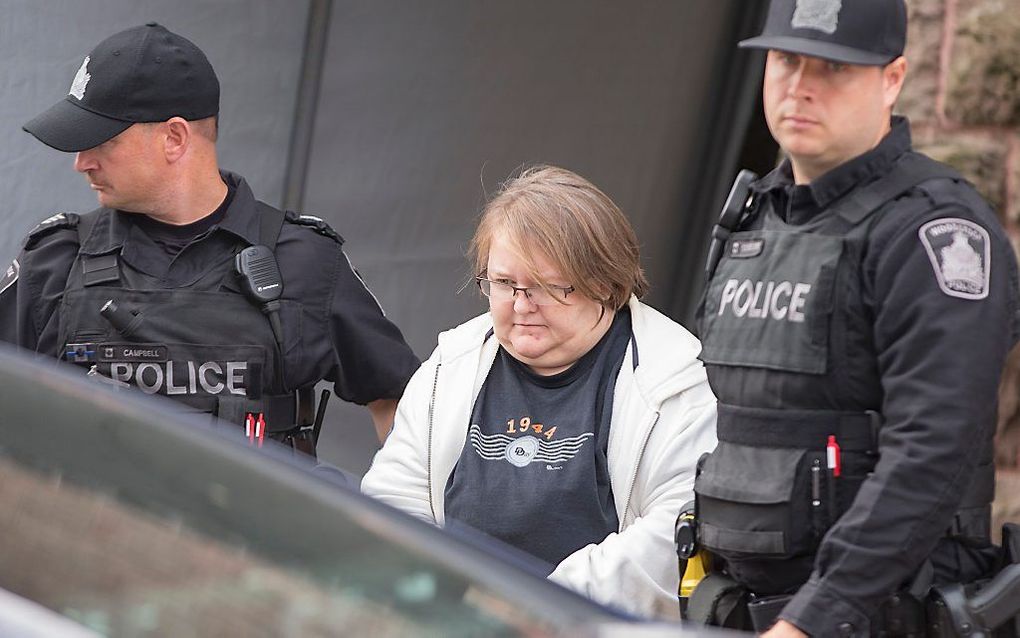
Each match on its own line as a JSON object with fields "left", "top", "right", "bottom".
{"left": 739, "top": 0, "right": 907, "bottom": 66}
{"left": 23, "top": 23, "right": 219, "bottom": 152}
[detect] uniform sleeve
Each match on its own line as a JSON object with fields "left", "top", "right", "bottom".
{"left": 326, "top": 248, "right": 420, "bottom": 404}
{"left": 549, "top": 376, "right": 718, "bottom": 620}
{"left": 781, "top": 205, "right": 1019, "bottom": 637}
{"left": 0, "top": 229, "right": 79, "bottom": 355}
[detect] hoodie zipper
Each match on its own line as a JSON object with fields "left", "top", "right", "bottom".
{"left": 620, "top": 410, "right": 660, "bottom": 525}
{"left": 426, "top": 362, "right": 441, "bottom": 523}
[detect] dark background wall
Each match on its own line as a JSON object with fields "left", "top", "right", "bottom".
{"left": 0, "top": 1, "right": 767, "bottom": 475}
{"left": 0, "top": 0, "right": 309, "bottom": 248}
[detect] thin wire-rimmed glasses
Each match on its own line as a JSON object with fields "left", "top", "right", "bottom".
{"left": 475, "top": 276, "right": 575, "bottom": 306}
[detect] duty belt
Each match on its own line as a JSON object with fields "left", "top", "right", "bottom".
{"left": 716, "top": 403, "right": 880, "bottom": 452}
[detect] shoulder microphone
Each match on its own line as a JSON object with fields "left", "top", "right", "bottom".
{"left": 235, "top": 245, "right": 285, "bottom": 348}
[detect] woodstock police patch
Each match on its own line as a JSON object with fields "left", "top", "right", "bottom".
{"left": 918, "top": 218, "right": 990, "bottom": 300}
{"left": 0, "top": 259, "right": 18, "bottom": 295}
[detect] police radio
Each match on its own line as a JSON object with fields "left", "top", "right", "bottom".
{"left": 235, "top": 245, "right": 285, "bottom": 349}
{"left": 705, "top": 169, "right": 758, "bottom": 281}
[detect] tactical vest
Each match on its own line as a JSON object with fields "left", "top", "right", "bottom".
{"left": 694, "top": 153, "right": 996, "bottom": 574}
{"left": 57, "top": 203, "right": 302, "bottom": 435}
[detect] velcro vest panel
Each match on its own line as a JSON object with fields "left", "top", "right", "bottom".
{"left": 57, "top": 204, "right": 301, "bottom": 432}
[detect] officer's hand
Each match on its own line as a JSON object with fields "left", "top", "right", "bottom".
{"left": 761, "top": 619, "right": 808, "bottom": 638}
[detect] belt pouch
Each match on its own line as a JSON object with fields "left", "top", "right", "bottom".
{"left": 747, "top": 594, "right": 792, "bottom": 633}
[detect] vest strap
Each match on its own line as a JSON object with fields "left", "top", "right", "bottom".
{"left": 717, "top": 403, "right": 880, "bottom": 452}
{"left": 75, "top": 209, "right": 122, "bottom": 286}
{"left": 831, "top": 153, "right": 962, "bottom": 227}
{"left": 81, "top": 253, "right": 120, "bottom": 286}
{"left": 255, "top": 202, "right": 287, "bottom": 248}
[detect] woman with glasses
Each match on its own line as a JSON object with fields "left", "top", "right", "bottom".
{"left": 362, "top": 165, "right": 717, "bottom": 619}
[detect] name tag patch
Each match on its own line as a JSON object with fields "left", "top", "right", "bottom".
{"left": 729, "top": 239, "right": 764, "bottom": 259}
{"left": 97, "top": 343, "right": 169, "bottom": 362}
{"left": 918, "top": 218, "right": 990, "bottom": 300}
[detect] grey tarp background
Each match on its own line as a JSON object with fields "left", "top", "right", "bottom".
{"left": 0, "top": 1, "right": 748, "bottom": 475}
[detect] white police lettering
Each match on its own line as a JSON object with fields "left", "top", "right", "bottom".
{"left": 198, "top": 362, "right": 224, "bottom": 394}
{"left": 166, "top": 362, "right": 187, "bottom": 395}
{"left": 123, "top": 348, "right": 161, "bottom": 358}
{"left": 226, "top": 362, "right": 246, "bottom": 395}
{"left": 792, "top": 0, "right": 841, "bottom": 34}
{"left": 718, "top": 278, "right": 811, "bottom": 322}
{"left": 136, "top": 363, "right": 163, "bottom": 394}
{"left": 104, "top": 361, "right": 247, "bottom": 395}
{"left": 69, "top": 56, "right": 91, "bottom": 100}
{"left": 919, "top": 218, "right": 990, "bottom": 300}
{"left": 0, "top": 258, "right": 19, "bottom": 296}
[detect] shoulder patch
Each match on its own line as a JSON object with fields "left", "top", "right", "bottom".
{"left": 918, "top": 217, "right": 990, "bottom": 300}
{"left": 284, "top": 212, "right": 345, "bottom": 245}
{"left": 24, "top": 212, "right": 80, "bottom": 249}
{"left": 0, "top": 258, "right": 18, "bottom": 295}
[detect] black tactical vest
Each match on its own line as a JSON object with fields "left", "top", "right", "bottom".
{"left": 694, "top": 154, "right": 996, "bottom": 575}
{"left": 57, "top": 204, "right": 301, "bottom": 434}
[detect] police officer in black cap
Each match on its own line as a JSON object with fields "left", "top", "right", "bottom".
{"left": 0, "top": 24, "right": 420, "bottom": 448}
{"left": 692, "top": 0, "right": 1020, "bottom": 636}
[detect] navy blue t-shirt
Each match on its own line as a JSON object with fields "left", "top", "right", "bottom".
{"left": 444, "top": 307, "right": 632, "bottom": 569}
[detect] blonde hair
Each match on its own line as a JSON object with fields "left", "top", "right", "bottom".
{"left": 470, "top": 165, "right": 648, "bottom": 311}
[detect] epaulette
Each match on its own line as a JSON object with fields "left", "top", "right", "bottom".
{"left": 23, "top": 212, "right": 80, "bottom": 250}
{"left": 284, "top": 211, "right": 345, "bottom": 245}
{"left": 907, "top": 173, "right": 998, "bottom": 228}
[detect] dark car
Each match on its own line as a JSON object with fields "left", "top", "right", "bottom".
{"left": 0, "top": 344, "right": 740, "bottom": 637}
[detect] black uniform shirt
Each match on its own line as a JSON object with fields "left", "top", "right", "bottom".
{"left": 131, "top": 179, "right": 235, "bottom": 258}
{"left": 730, "top": 118, "right": 1020, "bottom": 636}
{"left": 0, "top": 171, "right": 420, "bottom": 406}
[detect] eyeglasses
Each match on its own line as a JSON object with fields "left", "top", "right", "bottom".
{"left": 475, "top": 276, "right": 575, "bottom": 306}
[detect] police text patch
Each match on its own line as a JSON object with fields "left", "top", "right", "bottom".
{"left": 918, "top": 218, "right": 990, "bottom": 300}
{"left": 0, "top": 259, "right": 19, "bottom": 295}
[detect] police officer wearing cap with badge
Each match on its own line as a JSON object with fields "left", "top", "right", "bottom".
{"left": 0, "top": 23, "right": 420, "bottom": 449}
{"left": 691, "top": 0, "right": 1020, "bottom": 636}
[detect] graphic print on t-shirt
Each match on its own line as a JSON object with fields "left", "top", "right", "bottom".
{"left": 468, "top": 422, "right": 593, "bottom": 468}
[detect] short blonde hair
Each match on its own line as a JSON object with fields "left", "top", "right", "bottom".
{"left": 470, "top": 165, "right": 648, "bottom": 311}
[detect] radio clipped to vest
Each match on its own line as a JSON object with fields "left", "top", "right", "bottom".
{"left": 706, "top": 170, "right": 758, "bottom": 281}
{"left": 235, "top": 245, "right": 285, "bottom": 350}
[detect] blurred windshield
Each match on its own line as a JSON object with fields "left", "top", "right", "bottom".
{"left": 0, "top": 345, "right": 628, "bottom": 637}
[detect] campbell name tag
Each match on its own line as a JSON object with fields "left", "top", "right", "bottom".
{"left": 729, "top": 238, "right": 765, "bottom": 259}
{"left": 97, "top": 344, "right": 169, "bottom": 362}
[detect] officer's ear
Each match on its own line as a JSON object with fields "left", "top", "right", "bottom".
{"left": 162, "top": 117, "right": 191, "bottom": 164}
{"left": 882, "top": 56, "right": 908, "bottom": 110}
